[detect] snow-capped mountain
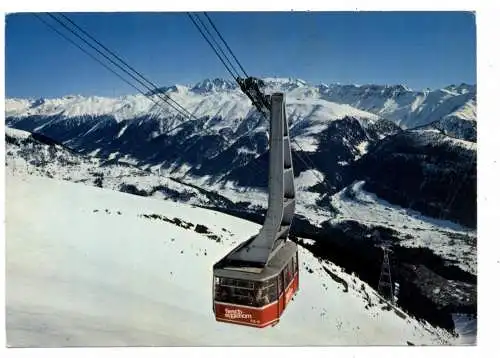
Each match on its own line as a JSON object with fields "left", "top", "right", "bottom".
{"left": 318, "top": 82, "right": 476, "bottom": 140}
{"left": 6, "top": 171, "right": 459, "bottom": 346}
{"left": 6, "top": 77, "right": 476, "bottom": 137}
{"left": 5, "top": 77, "right": 477, "bottom": 227}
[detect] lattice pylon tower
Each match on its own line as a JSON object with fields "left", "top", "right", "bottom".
{"left": 377, "top": 245, "right": 394, "bottom": 302}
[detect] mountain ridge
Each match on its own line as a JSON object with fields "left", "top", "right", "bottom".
{"left": 5, "top": 77, "right": 477, "bottom": 228}
{"left": 6, "top": 77, "right": 476, "bottom": 122}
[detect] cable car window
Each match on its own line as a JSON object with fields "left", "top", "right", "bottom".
{"left": 214, "top": 282, "right": 231, "bottom": 302}
{"left": 255, "top": 278, "right": 277, "bottom": 306}
{"left": 214, "top": 276, "right": 260, "bottom": 307}
{"left": 254, "top": 282, "right": 266, "bottom": 306}
{"left": 284, "top": 265, "right": 291, "bottom": 287}
{"left": 266, "top": 278, "right": 278, "bottom": 302}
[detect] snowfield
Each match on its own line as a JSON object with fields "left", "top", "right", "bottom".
{"left": 5, "top": 173, "right": 455, "bottom": 347}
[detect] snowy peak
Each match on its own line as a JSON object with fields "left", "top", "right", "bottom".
{"left": 145, "top": 84, "right": 189, "bottom": 96}
{"left": 191, "top": 78, "right": 238, "bottom": 94}
{"left": 6, "top": 95, "right": 163, "bottom": 122}
{"left": 443, "top": 83, "right": 476, "bottom": 95}
{"left": 317, "top": 81, "right": 476, "bottom": 137}
{"left": 261, "top": 77, "right": 309, "bottom": 92}
{"left": 29, "top": 98, "right": 46, "bottom": 109}
{"left": 319, "top": 83, "right": 414, "bottom": 101}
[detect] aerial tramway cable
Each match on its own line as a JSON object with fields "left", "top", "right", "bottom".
{"left": 35, "top": 13, "right": 225, "bottom": 138}
{"left": 56, "top": 13, "right": 197, "bottom": 122}
{"left": 45, "top": 13, "right": 197, "bottom": 122}
{"left": 191, "top": 13, "right": 242, "bottom": 80}
{"left": 33, "top": 14, "right": 169, "bottom": 117}
{"left": 187, "top": 13, "right": 240, "bottom": 81}
{"left": 202, "top": 12, "right": 249, "bottom": 78}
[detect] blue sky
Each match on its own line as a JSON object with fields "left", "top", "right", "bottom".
{"left": 6, "top": 11, "right": 476, "bottom": 98}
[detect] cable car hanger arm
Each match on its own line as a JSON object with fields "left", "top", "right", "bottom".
{"left": 236, "top": 76, "right": 271, "bottom": 115}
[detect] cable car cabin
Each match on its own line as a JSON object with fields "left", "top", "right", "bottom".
{"left": 212, "top": 240, "right": 299, "bottom": 328}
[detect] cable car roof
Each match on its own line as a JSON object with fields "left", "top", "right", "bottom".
{"left": 213, "top": 240, "right": 297, "bottom": 282}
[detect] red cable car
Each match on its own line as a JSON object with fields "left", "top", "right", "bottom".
{"left": 212, "top": 91, "right": 299, "bottom": 328}
{"left": 213, "top": 241, "right": 299, "bottom": 328}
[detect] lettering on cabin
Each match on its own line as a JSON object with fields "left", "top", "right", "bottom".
{"left": 224, "top": 308, "right": 252, "bottom": 320}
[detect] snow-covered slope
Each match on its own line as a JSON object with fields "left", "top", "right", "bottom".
{"left": 5, "top": 126, "right": 32, "bottom": 140}
{"left": 330, "top": 181, "right": 476, "bottom": 275}
{"left": 429, "top": 97, "right": 477, "bottom": 141}
{"left": 5, "top": 173, "right": 455, "bottom": 346}
{"left": 5, "top": 127, "right": 222, "bottom": 207}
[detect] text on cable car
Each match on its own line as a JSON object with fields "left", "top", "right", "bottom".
{"left": 224, "top": 308, "right": 252, "bottom": 320}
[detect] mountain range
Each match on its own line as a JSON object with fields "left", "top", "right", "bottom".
{"left": 5, "top": 77, "right": 477, "bottom": 228}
